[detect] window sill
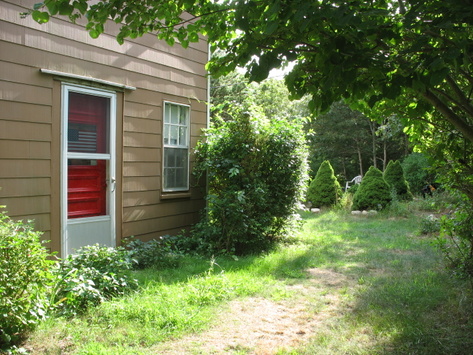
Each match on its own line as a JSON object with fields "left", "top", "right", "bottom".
{"left": 160, "top": 192, "right": 192, "bottom": 200}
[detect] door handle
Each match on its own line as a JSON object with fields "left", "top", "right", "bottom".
{"left": 110, "top": 177, "right": 116, "bottom": 192}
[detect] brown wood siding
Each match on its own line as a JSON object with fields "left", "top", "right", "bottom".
{"left": 0, "top": 0, "right": 208, "bottom": 253}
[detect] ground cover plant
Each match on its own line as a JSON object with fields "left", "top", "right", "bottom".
{"left": 18, "top": 196, "right": 473, "bottom": 355}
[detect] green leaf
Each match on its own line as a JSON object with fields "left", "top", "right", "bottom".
{"left": 166, "top": 37, "right": 175, "bottom": 46}
{"left": 188, "top": 32, "right": 199, "bottom": 43}
{"left": 45, "top": 1, "right": 58, "bottom": 15}
{"left": 264, "top": 21, "right": 278, "bottom": 35}
{"left": 32, "top": 10, "right": 50, "bottom": 24}
{"left": 89, "top": 29, "right": 100, "bottom": 39}
{"left": 58, "top": 1, "right": 73, "bottom": 16}
{"left": 33, "top": 2, "right": 44, "bottom": 11}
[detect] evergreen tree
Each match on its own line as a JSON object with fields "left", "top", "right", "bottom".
{"left": 352, "top": 166, "right": 391, "bottom": 211}
{"left": 384, "top": 160, "right": 413, "bottom": 201}
{"left": 306, "top": 160, "right": 341, "bottom": 208}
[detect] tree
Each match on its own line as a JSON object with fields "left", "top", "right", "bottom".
{"left": 307, "top": 102, "right": 409, "bottom": 180}
{"left": 211, "top": 73, "right": 310, "bottom": 123}
{"left": 306, "top": 160, "right": 341, "bottom": 208}
{"left": 352, "top": 166, "right": 392, "bottom": 211}
{"left": 29, "top": 1, "right": 473, "bottom": 141}
{"left": 384, "top": 160, "right": 413, "bottom": 201}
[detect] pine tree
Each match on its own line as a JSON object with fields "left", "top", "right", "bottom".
{"left": 306, "top": 160, "right": 341, "bottom": 208}
{"left": 352, "top": 166, "right": 392, "bottom": 210}
{"left": 384, "top": 160, "right": 413, "bottom": 201}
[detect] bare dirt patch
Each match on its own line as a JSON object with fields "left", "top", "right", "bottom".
{"left": 153, "top": 268, "right": 355, "bottom": 354}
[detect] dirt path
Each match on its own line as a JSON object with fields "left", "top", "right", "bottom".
{"left": 152, "top": 268, "right": 354, "bottom": 354}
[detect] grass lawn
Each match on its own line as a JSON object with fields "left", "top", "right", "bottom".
{"left": 23, "top": 207, "right": 473, "bottom": 354}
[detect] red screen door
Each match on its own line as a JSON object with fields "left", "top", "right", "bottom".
{"left": 67, "top": 92, "right": 109, "bottom": 219}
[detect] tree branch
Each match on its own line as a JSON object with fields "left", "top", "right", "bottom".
{"left": 445, "top": 75, "right": 473, "bottom": 118}
{"left": 421, "top": 89, "right": 473, "bottom": 143}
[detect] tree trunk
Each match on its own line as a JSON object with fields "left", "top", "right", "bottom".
{"left": 368, "top": 120, "right": 378, "bottom": 168}
{"left": 357, "top": 146, "right": 364, "bottom": 176}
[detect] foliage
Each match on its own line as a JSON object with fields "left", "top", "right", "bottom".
{"left": 420, "top": 214, "right": 441, "bottom": 235}
{"left": 401, "top": 152, "right": 434, "bottom": 195}
{"left": 125, "top": 235, "right": 183, "bottom": 269}
{"left": 31, "top": 1, "right": 473, "bottom": 141}
{"left": 51, "top": 244, "right": 138, "bottom": 316}
{"left": 306, "top": 160, "right": 341, "bottom": 208}
{"left": 307, "top": 102, "right": 409, "bottom": 180}
{"left": 193, "top": 113, "right": 308, "bottom": 255}
{"left": 436, "top": 197, "right": 473, "bottom": 279}
{"left": 352, "top": 166, "right": 392, "bottom": 211}
{"left": 211, "top": 72, "right": 310, "bottom": 124}
{"left": 383, "top": 160, "right": 413, "bottom": 201}
{"left": 0, "top": 209, "right": 53, "bottom": 347}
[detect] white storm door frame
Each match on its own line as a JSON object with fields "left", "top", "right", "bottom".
{"left": 60, "top": 83, "right": 117, "bottom": 257}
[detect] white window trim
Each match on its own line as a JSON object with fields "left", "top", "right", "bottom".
{"left": 162, "top": 101, "right": 191, "bottom": 192}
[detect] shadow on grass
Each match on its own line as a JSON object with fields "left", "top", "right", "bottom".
{"left": 261, "top": 212, "right": 473, "bottom": 354}
{"left": 133, "top": 211, "right": 473, "bottom": 354}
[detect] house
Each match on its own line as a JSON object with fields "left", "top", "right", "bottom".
{"left": 0, "top": 0, "right": 208, "bottom": 256}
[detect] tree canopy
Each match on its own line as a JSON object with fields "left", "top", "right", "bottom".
{"left": 29, "top": 0, "right": 473, "bottom": 145}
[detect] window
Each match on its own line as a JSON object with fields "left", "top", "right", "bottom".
{"left": 64, "top": 86, "right": 115, "bottom": 219}
{"left": 163, "top": 102, "right": 190, "bottom": 192}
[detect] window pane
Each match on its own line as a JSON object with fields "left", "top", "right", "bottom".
{"left": 68, "top": 92, "right": 109, "bottom": 154}
{"left": 170, "top": 126, "right": 178, "bottom": 145}
{"left": 175, "top": 148, "right": 188, "bottom": 168}
{"left": 171, "top": 105, "right": 179, "bottom": 124}
{"left": 164, "top": 168, "right": 175, "bottom": 190}
{"left": 179, "top": 126, "right": 187, "bottom": 146}
{"left": 163, "top": 124, "right": 170, "bottom": 145}
{"left": 164, "top": 106, "right": 171, "bottom": 123}
{"left": 179, "top": 108, "right": 188, "bottom": 125}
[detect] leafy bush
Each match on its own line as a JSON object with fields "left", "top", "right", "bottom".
{"left": 420, "top": 214, "right": 441, "bottom": 234}
{"left": 0, "top": 209, "right": 53, "bottom": 347}
{"left": 401, "top": 152, "right": 433, "bottom": 195}
{"left": 193, "top": 114, "right": 308, "bottom": 255}
{"left": 352, "top": 166, "right": 392, "bottom": 211}
{"left": 436, "top": 198, "right": 473, "bottom": 279}
{"left": 51, "top": 244, "right": 138, "bottom": 316}
{"left": 384, "top": 160, "right": 413, "bottom": 201}
{"left": 306, "top": 160, "right": 342, "bottom": 208}
{"left": 126, "top": 235, "right": 183, "bottom": 269}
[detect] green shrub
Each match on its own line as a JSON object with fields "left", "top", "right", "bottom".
{"left": 384, "top": 160, "right": 413, "bottom": 201}
{"left": 0, "top": 209, "right": 53, "bottom": 347}
{"left": 347, "top": 183, "right": 360, "bottom": 195}
{"left": 51, "top": 244, "right": 138, "bottom": 316}
{"left": 436, "top": 197, "right": 473, "bottom": 279}
{"left": 420, "top": 214, "right": 441, "bottom": 234}
{"left": 306, "top": 160, "right": 342, "bottom": 208}
{"left": 193, "top": 114, "right": 308, "bottom": 255}
{"left": 126, "top": 235, "right": 183, "bottom": 269}
{"left": 401, "top": 152, "right": 433, "bottom": 195}
{"left": 352, "top": 166, "right": 392, "bottom": 211}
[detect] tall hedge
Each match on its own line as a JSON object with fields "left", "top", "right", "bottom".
{"left": 352, "top": 166, "right": 392, "bottom": 210}
{"left": 384, "top": 160, "right": 413, "bottom": 201}
{"left": 193, "top": 114, "right": 309, "bottom": 255}
{"left": 306, "top": 160, "right": 341, "bottom": 208}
